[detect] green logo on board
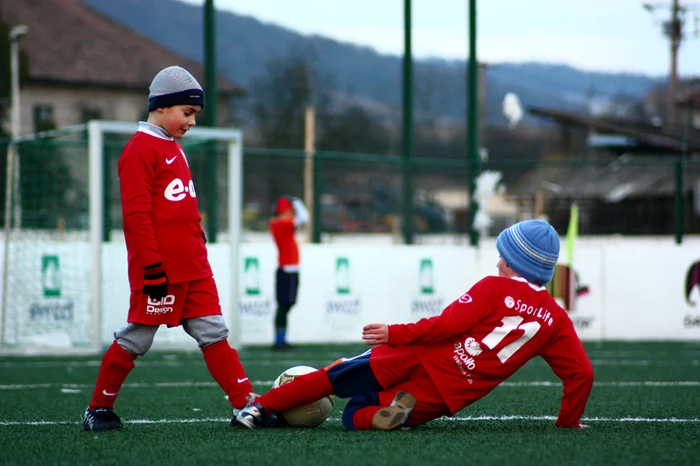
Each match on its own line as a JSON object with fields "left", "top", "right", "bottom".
{"left": 244, "top": 257, "right": 261, "bottom": 296}
{"left": 335, "top": 257, "right": 350, "bottom": 295}
{"left": 42, "top": 255, "right": 61, "bottom": 297}
{"left": 420, "top": 258, "right": 434, "bottom": 294}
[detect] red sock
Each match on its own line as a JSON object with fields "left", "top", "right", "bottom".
{"left": 259, "top": 369, "right": 334, "bottom": 413}
{"left": 88, "top": 341, "right": 137, "bottom": 410}
{"left": 201, "top": 340, "right": 253, "bottom": 409}
{"left": 351, "top": 406, "right": 383, "bottom": 430}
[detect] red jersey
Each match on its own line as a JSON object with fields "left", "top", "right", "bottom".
{"left": 269, "top": 218, "right": 299, "bottom": 268}
{"left": 118, "top": 127, "right": 211, "bottom": 290}
{"left": 387, "top": 275, "right": 593, "bottom": 428}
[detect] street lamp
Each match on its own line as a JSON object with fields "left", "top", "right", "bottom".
{"left": 1, "top": 24, "right": 28, "bottom": 341}
{"left": 9, "top": 25, "right": 29, "bottom": 141}
{"left": 8, "top": 24, "right": 28, "bottom": 231}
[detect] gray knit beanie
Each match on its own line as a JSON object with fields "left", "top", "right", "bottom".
{"left": 148, "top": 66, "right": 204, "bottom": 112}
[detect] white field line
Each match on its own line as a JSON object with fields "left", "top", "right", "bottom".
{"left": 1, "top": 380, "right": 700, "bottom": 390}
{"left": 0, "top": 359, "right": 333, "bottom": 368}
{"left": 1, "top": 359, "right": 699, "bottom": 369}
{"left": 1, "top": 415, "right": 700, "bottom": 427}
{"left": 589, "top": 350, "right": 700, "bottom": 357}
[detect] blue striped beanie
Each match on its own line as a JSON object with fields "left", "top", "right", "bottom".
{"left": 148, "top": 66, "right": 204, "bottom": 112}
{"left": 496, "top": 219, "right": 560, "bottom": 285}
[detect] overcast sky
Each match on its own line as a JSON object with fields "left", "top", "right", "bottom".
{"left": 180, "top": 0, "right": 700, "bottom": 77}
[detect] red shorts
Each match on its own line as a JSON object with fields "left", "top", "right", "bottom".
{"left": 371, "top": 345, "right": 450, "bottom": 426}
{"left": 127, "top": 276, "right": 222, "bottom": 327}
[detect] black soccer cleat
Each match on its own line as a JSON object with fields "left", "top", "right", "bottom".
{"left": 82, "top": 407, "right": 123, "bottom": 432}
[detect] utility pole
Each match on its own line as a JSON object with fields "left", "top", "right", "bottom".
{"left": 668, "top": 0, "right": 681, "bottom": 127}
{"left": 644, "top": 1, "right": 700, "bottom": 128}
{"left": 303, "top": 105, "right": 316, "bottom": 243}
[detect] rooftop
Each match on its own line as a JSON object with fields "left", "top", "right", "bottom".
{"left": 0, "top": 0, "right": 243, "bottom": 95}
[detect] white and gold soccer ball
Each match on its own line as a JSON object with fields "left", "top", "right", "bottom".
{"left": 272, "top": 365, "right": 334, "bottom": 427}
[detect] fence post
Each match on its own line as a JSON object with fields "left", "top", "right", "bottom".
{"left": 203, "top": 0, "right": 218, "bottom": 243}
{"left": 674, "top": 158, "right": 683, "bottom": 245}
{"left": 467, "top": 0, "right": 480, "bottom": 246}
{"left": 402, "top": 0, "right": 414, "bottom": 244}
{"left": 312, "top": 156, "right": 322, "bottom": 243}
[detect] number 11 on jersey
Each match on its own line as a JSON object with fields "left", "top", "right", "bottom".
{"left": 481, "top": 316, "right": 541, "bottom": 363}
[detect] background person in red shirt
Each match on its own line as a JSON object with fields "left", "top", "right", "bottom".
{"left": 269, "top": 196, "right": 308, "bottom": 350}
{"left": 236, "top": 219, "right": 594, "bottom": 431}
{"left": 82, "top": 66, "right": 254, "bottom": 432}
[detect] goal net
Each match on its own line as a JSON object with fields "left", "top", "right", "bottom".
{"left": 0, "top": 121, "right": 243, "bottom": 355}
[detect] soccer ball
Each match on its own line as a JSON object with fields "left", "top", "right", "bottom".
{"left": 272, "top": 365, "right": 334, "bottom": 427}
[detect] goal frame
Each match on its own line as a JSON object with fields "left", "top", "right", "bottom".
{"left": 0, "top": 120, "right": 243, "bottom": 354}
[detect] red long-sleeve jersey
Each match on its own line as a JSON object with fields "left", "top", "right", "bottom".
{"left": 388, "top": 275, "right": 594, "bottom": 427}
{"left": 118, "top": 128, "right": 211, "bottom": 290}
{"left": 269, "top": 218, "right": 299, "bottom": 268}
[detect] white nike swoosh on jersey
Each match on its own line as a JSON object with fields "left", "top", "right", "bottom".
{"left": 102, "top": 389, "right": 118, "bottom": 396}
{"left": 166, "top": 156, "right": 177, "bottom": 164}
{"left": 237, "top": 378, "right": 249, "bottom": 383}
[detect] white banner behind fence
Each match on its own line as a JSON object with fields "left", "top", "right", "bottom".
{"left": 4, "top": 237, "right": 700, "bottom": 350}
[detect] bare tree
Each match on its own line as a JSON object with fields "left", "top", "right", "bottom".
{"left": 251, "top": 45, "right": 330, "bottom": 149}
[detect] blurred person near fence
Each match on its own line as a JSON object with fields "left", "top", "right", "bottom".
{"left": 236, "top": 219, "right": 594, "bottom": 431}
{"left": 269, "top": 195, "right": 309, "bottom": 351}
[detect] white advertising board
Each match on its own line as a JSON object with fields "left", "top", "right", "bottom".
{"left": 5, "top": 237, "right": 700, "bottom": 350}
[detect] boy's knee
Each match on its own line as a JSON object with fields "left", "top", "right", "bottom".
{"left": 183, "top": 315, "right": 229, "bottom": 347}
{"left": 114, "top": 323, "right": 158, "bottom": 356}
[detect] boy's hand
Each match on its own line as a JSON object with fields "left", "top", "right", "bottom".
{"left": 292, "top": 198, "right": 309, "bottom": 226}
{"left": 143, "top": 262, "right": 169, "bottom": 301}
{"left": 362, "top": 323, "right": 389, "bottom": 345}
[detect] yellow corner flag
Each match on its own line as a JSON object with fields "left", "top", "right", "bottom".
{"left": 566, "top": 203, "right": 579, "bottom": 267}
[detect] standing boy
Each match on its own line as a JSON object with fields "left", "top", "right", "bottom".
{"left": 237, "top": 219, "right": 594, "bottom": 431}
{"left": 269, "top": 196, "right": 308, "bottom": 350}
{"left": 82, "top": 66, "right": 253, "bottom": 431}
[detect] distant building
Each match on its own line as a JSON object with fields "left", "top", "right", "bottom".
{"left": 676, "top": 79, "right": 700, "bottom": 130}
{"left": 644, "top": 78, "right": 700, "bottom": 131}
{"left": 0, "top": 0, "right": 244, "bottom": 136}
{"left": 514, "top": 106, "right": 700, "bottom": 236}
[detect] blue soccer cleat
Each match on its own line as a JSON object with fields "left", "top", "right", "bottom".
{"left": 235, "top": 394, "right": 279, "bottom": 429}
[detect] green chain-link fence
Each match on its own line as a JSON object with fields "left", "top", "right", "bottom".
{"left": 1, "top": 137, "right": 697, "bottom": 242}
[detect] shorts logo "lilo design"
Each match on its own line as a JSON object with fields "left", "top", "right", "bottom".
{"left": 147, "top": 295, "right": 176, "bottom": 314}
